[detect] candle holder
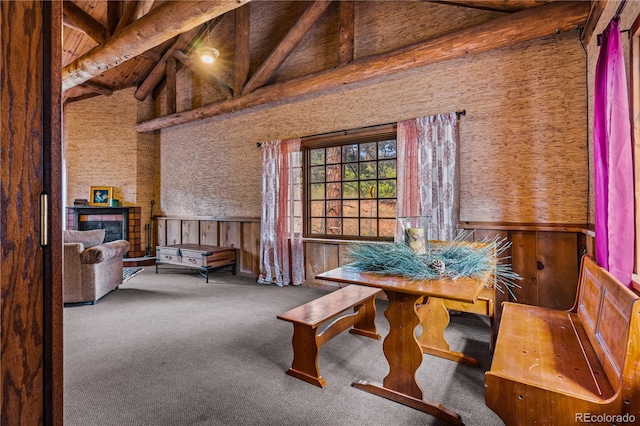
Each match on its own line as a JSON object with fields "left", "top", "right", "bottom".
{"left": 398, "top": 216, "right": 431, "bottom": 255}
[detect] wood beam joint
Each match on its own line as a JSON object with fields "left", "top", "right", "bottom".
{"left": 62, "top": 0, "right": 107, "bottom": 44}
{"left": 241, "top": 1, "right": 332, "bottom": 95}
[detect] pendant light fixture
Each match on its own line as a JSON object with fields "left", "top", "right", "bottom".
{"left": 198, "top": 21, "right": 219, "bottom": 64}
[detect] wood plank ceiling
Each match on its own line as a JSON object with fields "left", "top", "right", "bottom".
{"left": 62, "top": 0, "right": 599, "bottom": 132}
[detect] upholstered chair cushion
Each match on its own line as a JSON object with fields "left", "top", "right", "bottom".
{"left": 79, "top": 240, "right": 130, "bottom": 264}
{"left": 63, "top": 229, "right": 106, "bottom": 248}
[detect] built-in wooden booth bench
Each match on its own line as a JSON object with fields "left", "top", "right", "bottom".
{"left": 277, "top": 284, "right": 382, "bottom": 388}
{"left": 485, "top": 255, "right": 640, "bottom": 425}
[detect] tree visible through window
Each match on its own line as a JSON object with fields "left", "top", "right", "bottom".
{"left": 305, "top": 135, "right": 397, "bottom": 239}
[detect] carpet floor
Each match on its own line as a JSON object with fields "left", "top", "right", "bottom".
{"left": 64, "top": 267, "right": 504, "bottom": 426}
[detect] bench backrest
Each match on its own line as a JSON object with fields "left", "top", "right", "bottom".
{"left": 573, "top": 255, "right": 640, "bottom": 391}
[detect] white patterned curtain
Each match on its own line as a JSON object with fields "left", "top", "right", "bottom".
{"left": 258, "top": 138, "right": 304, "bottom": 286}
{"left": 397, "top": 113, "right": 459, "bottom": 241}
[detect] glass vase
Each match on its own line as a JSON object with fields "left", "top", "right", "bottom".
{"left": 398, "top": 216, "right": 431, "bottom": 255}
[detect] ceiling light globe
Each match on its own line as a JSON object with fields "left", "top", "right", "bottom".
{"left": 198, "top": 46, "right": 219, "bottom": 64}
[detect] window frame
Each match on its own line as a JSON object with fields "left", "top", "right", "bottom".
{"left": 301, "top": 124, "right": 398, "bottom": 241}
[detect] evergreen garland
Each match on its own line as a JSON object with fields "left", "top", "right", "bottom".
{"left": 346, "top": 230, "right": 522, "bottom": 298}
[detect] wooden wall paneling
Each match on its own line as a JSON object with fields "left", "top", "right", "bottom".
{"left": 470, "top": 229, "right": 510, "bottom": 312}
{"left": 305, "top": 242, "right": 339, "bottom": 289}
{"left": 509, "top": 231, "right": 539, "bottom": 306}
{"left": 181, "top": 219, "right": 200, "bottom": 244}
{"left": 536, "top": 231, "right": 579, "bottom": 310}
{"left": 165, "top": 219, "right": 182, "bottom": 245}
{"left": 156, "top": 218, "right": 166, "bottom": 246}
{"left": 220, "top": 221, "right": 243, "bottom": 275}
{"left": 338, "top": 243, "right": 352, "bottom": 266}
{"left": 240, "top": 221, "right": 260, "bottom": 276}
{"left": 579, "top": 231, "right": 595, "bottom": 258}
{"left": 220, "top": 221, "right": 242, "bottom": 249}
{"left": 199, "top": 220, "right": 219, "bottom": 246}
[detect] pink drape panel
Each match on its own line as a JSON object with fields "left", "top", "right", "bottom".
{"left": 258, "top": 138, "right": 304, "bottom": 286}
{"left": 396, "top": 119, "right": 421, "bottom": 241}
{"left": 396, "top": 113, "right": 458, "bottom": 242}
{"left": 594, "top": 18, "right": 634, "bottom": 287}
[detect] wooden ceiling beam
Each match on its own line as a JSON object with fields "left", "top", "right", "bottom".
{"left": 233, "top": 5, "right": 251, "bottom": 96}
{"left": 241, "top": 1, "right": 332, "bottom": 95}
{"left": 339, "top": 1, "right": 355, "bottom": 65}
{"left": 107, "top": 1, "right": 123, "bottom": 36}
{"left": 166, "top": 56, "right": 177, "bottom": 115}
{"left": 133, "top": 0, "right": 155, "bottom": 20}
{"left": 581, "top": 0, "right": 607, "bottom": 45}
{"left": 62, "top": 0, "right": 251, "bottom": 92}
{"left": 114, "top": 1, "right": 138, "bottom": 35}
{"left": 135, "top": 1, "right": 589, "bottom": 133}
{"left": 79, "top": 81, "right": 113, "bottom": 96}
{"left": 428, "top": 0, "right": 552, "bottom": 13}
{"left": 134, "top": 19, "right": 216, "bottom": 101}
{"left": 173, "top": 50, "right": 233, "bottom": 99}
{"left": 62, "top": 0, "right": 107, "bottom": 44}
{"left": 62, "top": 14, "right": 83, "bottom": 33}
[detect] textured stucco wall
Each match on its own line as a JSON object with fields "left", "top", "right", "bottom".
{"left": 64, "top": 87, "right": 156, "bottom": 244}
{"left": 158, "top": 31, "right": 588, "bottom": 224}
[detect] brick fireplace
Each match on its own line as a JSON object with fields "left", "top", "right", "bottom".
{"left": 66, "top": 206, "right": 143, "bottom": 258}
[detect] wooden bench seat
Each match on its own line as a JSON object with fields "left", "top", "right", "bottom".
{"left": 485, "top": 255, "right": 640, "bottom": 425}
{"left": 277, "top": 284, "right": 382, "bottom": 388}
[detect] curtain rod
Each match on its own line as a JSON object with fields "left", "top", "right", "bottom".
{"left": 596, "top": 0, "right": 629, "bottom": 46}
{"left": 615, "top": 0, "right": 628, "bottom": 19}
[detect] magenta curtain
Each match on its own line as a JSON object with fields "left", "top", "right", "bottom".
{"left": 258, "top": 138, "right": 304, "bottom": 286}
{"left": 594, "top": 18, "right": 634, "bottom": 287}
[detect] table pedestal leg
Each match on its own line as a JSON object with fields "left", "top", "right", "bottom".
{"left": 416, "top": 297, "right": 479, "bottom": 367}
{"left": 352, "top": 291, "right": 463, "bottom": 425}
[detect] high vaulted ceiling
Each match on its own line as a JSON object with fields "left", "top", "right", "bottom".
{"left": 62, "top": 1, "right": 600, "bottom": 131}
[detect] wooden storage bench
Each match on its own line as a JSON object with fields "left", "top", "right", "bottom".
{"left": 277, "top": 284, "right": 382, "bottom": 388}
{"left": 485, "top": 255, "right": 640, "bottom": 425}
{"left": 155, "top": 244, "right": 236, "bottom": 282}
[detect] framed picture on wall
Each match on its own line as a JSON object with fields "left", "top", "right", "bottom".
{"left": 89, "top": 186, "right": 113, "bottom": 206}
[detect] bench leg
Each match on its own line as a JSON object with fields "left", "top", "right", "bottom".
{"left": 286, "top": 323, "right": 326, "bottom": 388}
{"left": 350, "top": 297, "right": 382, "bottom": 340}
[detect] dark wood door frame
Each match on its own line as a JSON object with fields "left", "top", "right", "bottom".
{"left": 1, "top": 1, "right": 63, "bottom": 424}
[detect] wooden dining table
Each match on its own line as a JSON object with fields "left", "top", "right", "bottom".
{"left": 315, "top": 266, "right": 489, "bottom": 425}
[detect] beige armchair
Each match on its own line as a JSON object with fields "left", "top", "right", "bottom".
{"left": 63, "top": 229, "right": 130, "bottom": 304}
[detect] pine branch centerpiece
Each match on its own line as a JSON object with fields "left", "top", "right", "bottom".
{"left": 345, "top": 232, "right": 522, "bottom": 297}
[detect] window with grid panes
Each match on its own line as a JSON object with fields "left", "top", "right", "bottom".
{"left": 305, "top": 130, "right": 397, "bottom": 239}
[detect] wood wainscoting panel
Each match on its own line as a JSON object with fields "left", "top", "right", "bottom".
{"left": 305, "top": 242, "right": 340, "bottom": 289}
{"left": 166, "top": 219, "right": 182, "bottom": 245}
{"left": 463, "top": 224, "right": 582, "bottom": 310}
{"left": 220, "top": 221, "right": 242, "bottom": 249}
{"left": 181, "top": 220, "right": 200, "bottom": 244}
{"left": 200, "top": 220, "right": 219, "bottom": 246}
{"left": 156, "top": 217, "right": 260, "bottom": 278}
{"left": 241, "top": 222, "right": 260, "bottom": 277}
{"left": 510, "top": 231, "right": 539, "bottom": 306}
{"left": 157, "top": 219, "right": 166, "bottom": 246}
{"left": 536, "top": 232, "right": 579, "bottom": 310}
